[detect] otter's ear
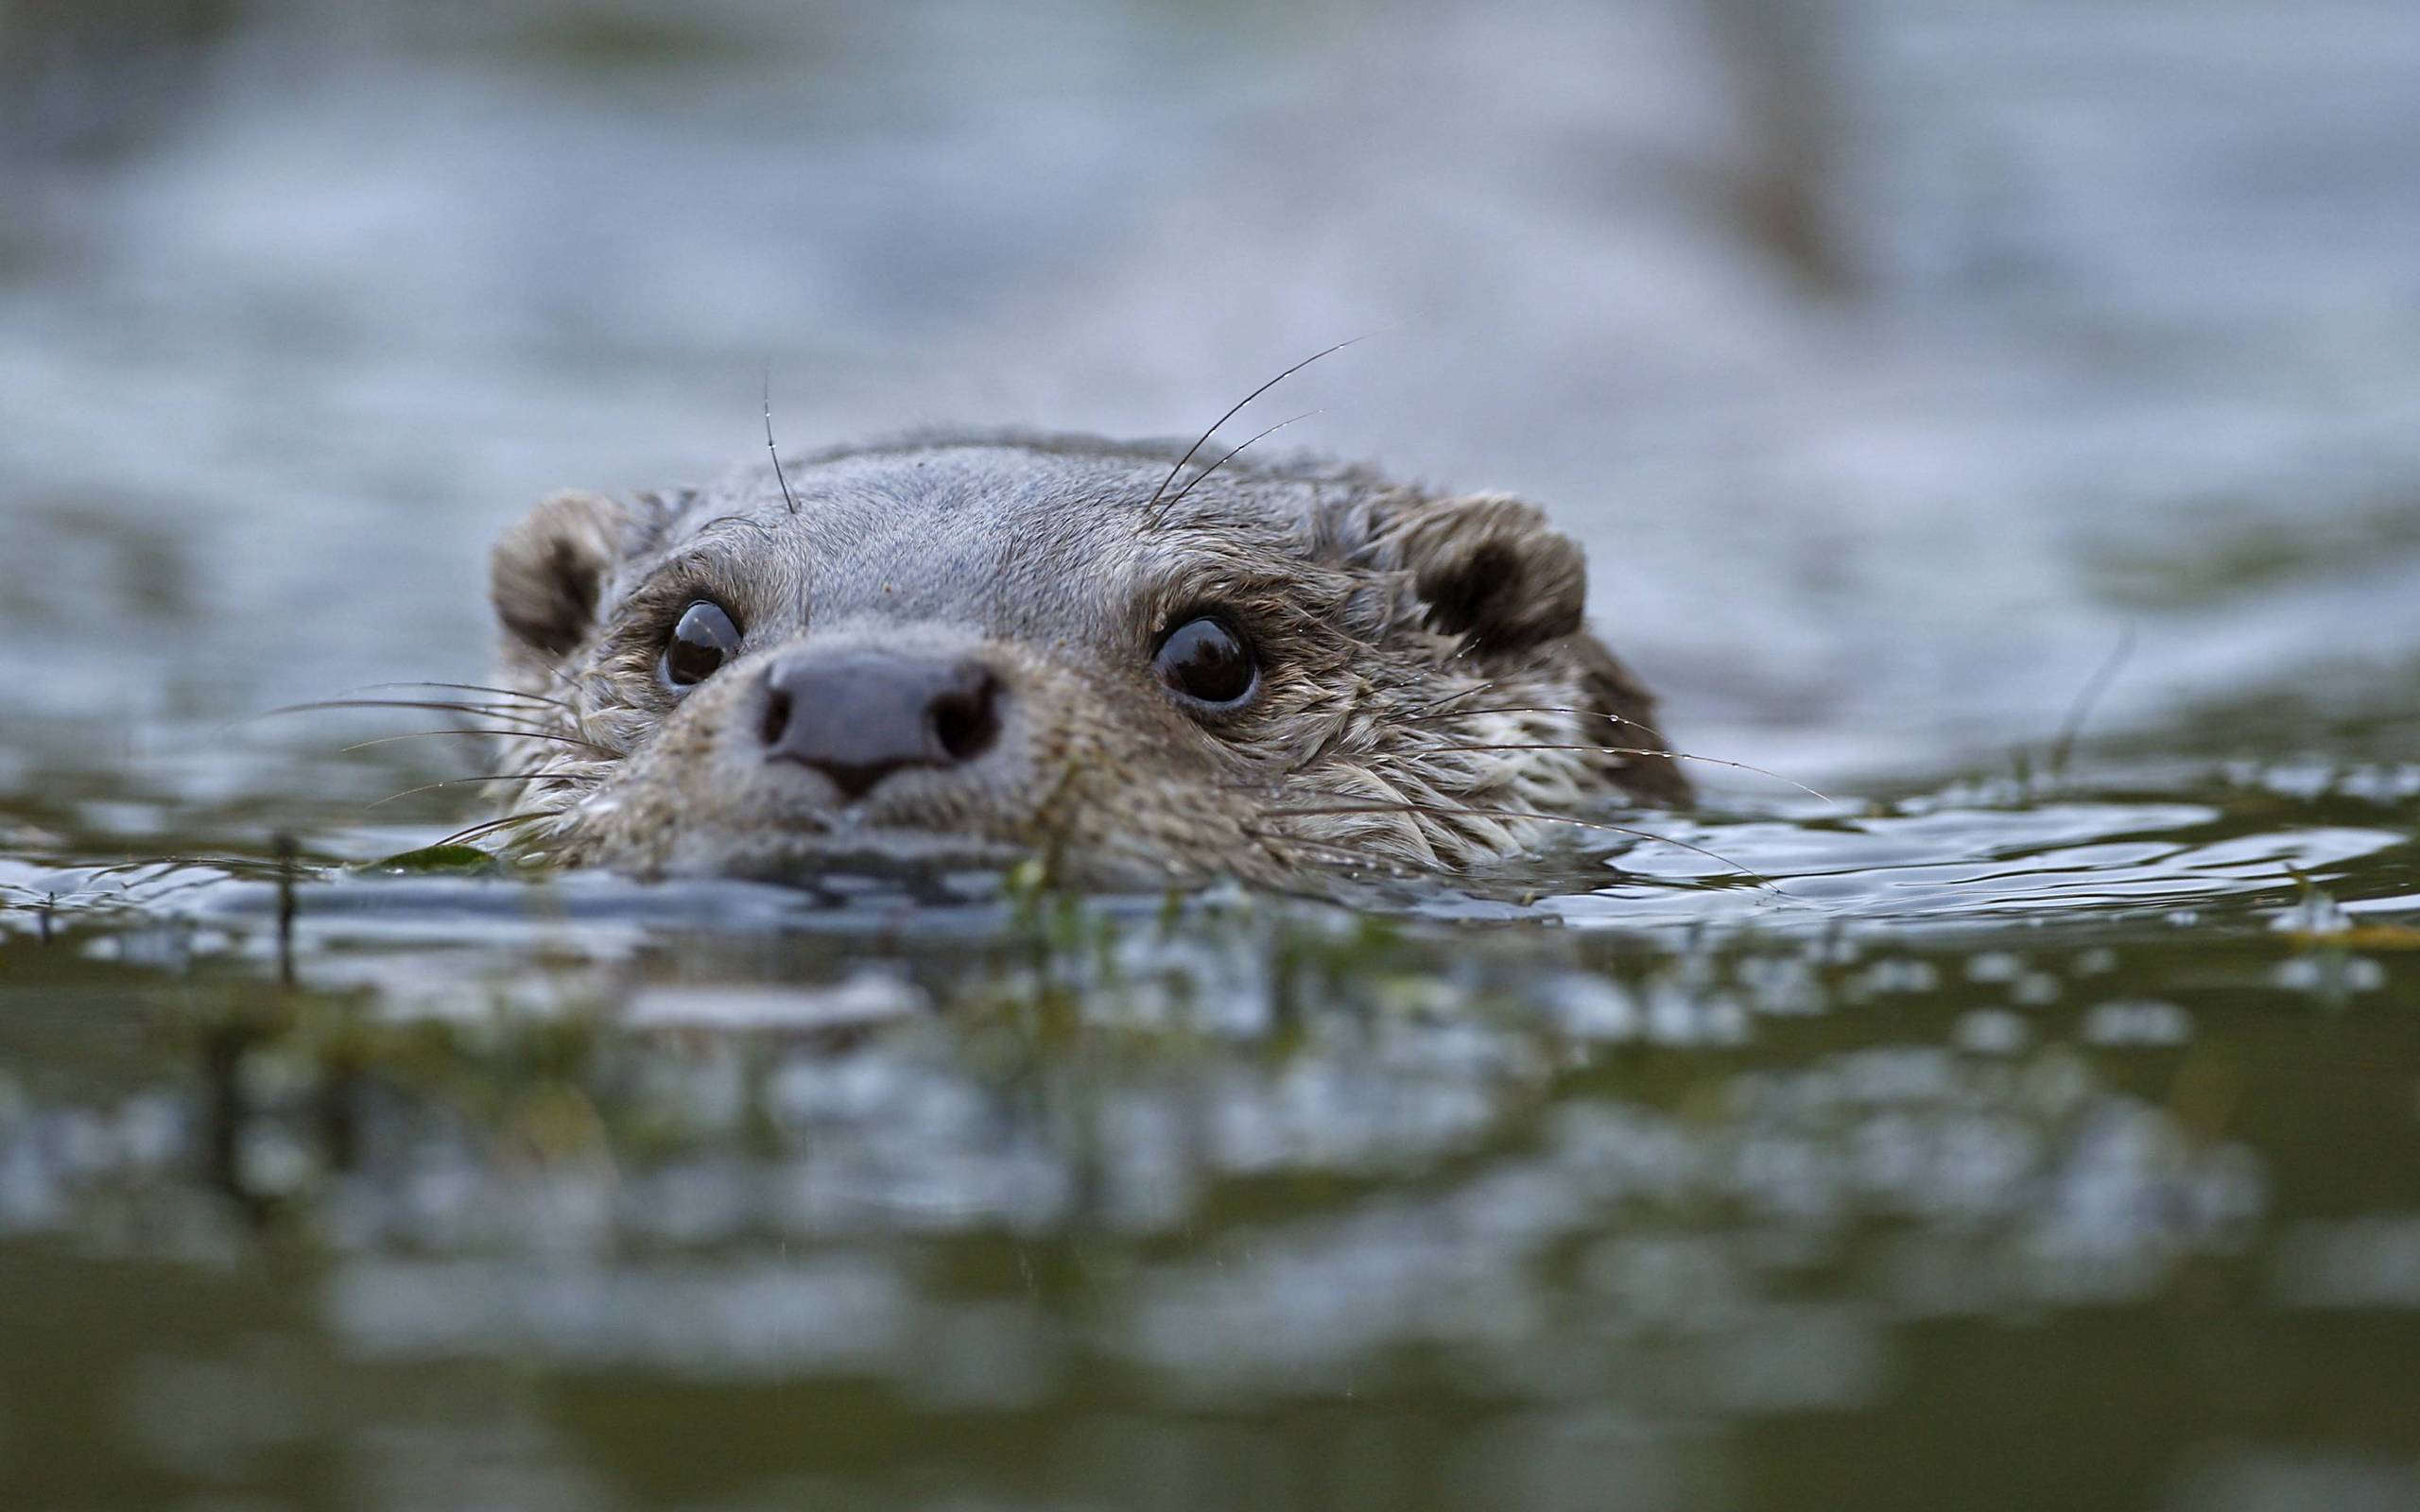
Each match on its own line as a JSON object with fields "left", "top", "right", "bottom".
{"left": 491, "top": 490, "right": 627, "bottom": 664}
{"left": 1380, "top": 492, "right": 1588, "bottom": 650}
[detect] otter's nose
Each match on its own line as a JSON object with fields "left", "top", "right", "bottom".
{"left": 757, "top": 650, "right": 1003, "bottom": 800}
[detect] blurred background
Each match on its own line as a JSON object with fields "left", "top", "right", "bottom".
{"left": 4, "top": 0, "right": 2419, "bottom": 816}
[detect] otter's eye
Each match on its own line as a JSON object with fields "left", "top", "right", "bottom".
{"left": 661, "top": 600, "right": 742, "bottom": 688}
{"left": 1154, "top": 615, "right": 1257, "bottom": 708}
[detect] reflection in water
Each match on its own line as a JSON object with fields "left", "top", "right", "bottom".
{"left": 4, "top": 845, "right": 2418, "bottom": 1507}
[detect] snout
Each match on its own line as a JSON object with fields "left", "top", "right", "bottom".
{"left": 556, "top": 627, "right": 1116, "bottom": 878}
{"left": 757, "top": 646, "right": 1006, "bottom": 801}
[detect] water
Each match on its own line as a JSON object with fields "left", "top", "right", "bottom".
{"left": 4, "top": 1, "right": 2419, "bottom": 1508}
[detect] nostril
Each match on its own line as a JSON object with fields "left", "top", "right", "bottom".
{"left": 760, "top": 685, "right": 793, "bottom": 749}
{"left": 928, "top": 671, "right": 1002, "bottom": 765}
{"left": 757, "top": 650, "right": 1000, "bottom": 797}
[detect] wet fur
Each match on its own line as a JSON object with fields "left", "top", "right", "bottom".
{"left": 484, "top": 432, "right": 1686, "bottom": 886}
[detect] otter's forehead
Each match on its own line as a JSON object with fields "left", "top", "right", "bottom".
{"left": 658, "top": 441, "right": 1337, "bottom": 634}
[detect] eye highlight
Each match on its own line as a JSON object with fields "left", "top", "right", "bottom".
{"left": 1153, "top": 615, "right": 1258, "bottom": 708}
{"left": 660, "top": 600, "right": 742, "bottom": 688}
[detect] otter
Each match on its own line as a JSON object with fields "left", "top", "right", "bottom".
{"left": 480, "top": 432, "right": 1686, "bottom": 887}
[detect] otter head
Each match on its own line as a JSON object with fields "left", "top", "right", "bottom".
{"left": 484, "top": 434, "right": 1685, "bottom": 886}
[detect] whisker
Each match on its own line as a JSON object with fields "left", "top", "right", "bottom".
{"left": 366, "top": 774, "right": 555, "bottom": 810}
{"left": 260, "top": 698, "right": 567, "bottom": 735}
{"left": 1264, "top": 799, "right": 1772, "bottom": 889}
{"left": 1395, "top": 703, "right": 1673, "bottom": 747}
{"left": 1143, "top": 332, "right": 1384, "bottom": 522}
{"left": 1396, "top": 679, "right": 1504, "bottom": 719}
{"left": 543, "top": 664, "right": 617, "bottom": 710}
{"left": 1425, "top": 741, "right": 1831, "bottom": 803}
{"left": 765, "top": 370, "right": 801, "bottom": 516}
{"left": 1161, "top": 409, "right": 1323, "bottom": 514}
{"left": 354, "top": 680, "right": 573, "bottom": 712}
{"left": 1407, "top": 706, "right": 1828, "bottom": 802}
{"left": 340, "top": 729, "right": 615, "bottom": 756}
{"left": 427, "top": 811, "right": 557, "bottom": 851}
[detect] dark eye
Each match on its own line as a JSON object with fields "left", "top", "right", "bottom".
{"left": 660, "top": 600, "right": 742, "bottom": 688}
{"left": 1153, "top": 615, "right": 1257, "bottom": 708}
